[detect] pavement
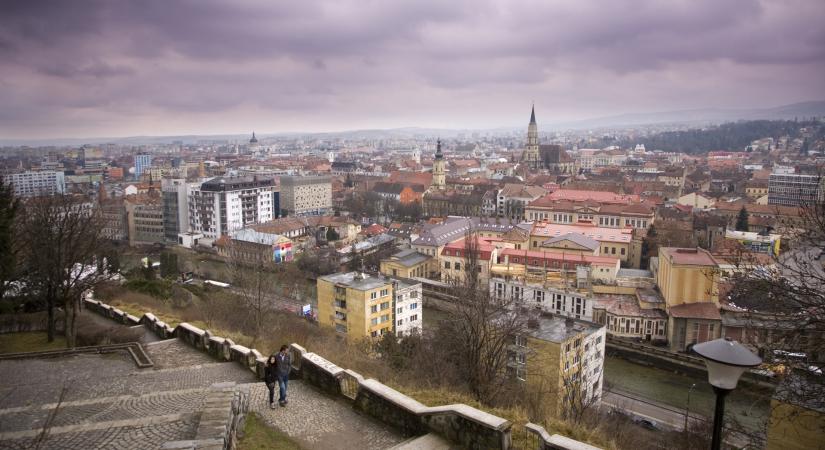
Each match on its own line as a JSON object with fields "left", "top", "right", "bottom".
{"left": 0, "top": 336, "right": 404, "bottom": 449}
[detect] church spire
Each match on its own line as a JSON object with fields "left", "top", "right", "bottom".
{"left": 435, "top": 139, "right": 443, "bottom": 160}
{"left": 530, "top": 104, "right": 536, "bottom": 124}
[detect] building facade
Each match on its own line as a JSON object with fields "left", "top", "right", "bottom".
{"left": 768, "top": 172, "right": 822, "bottom": 206}
{"left": 392, "top": 278, "right": 423, "bottom": 337}
{"left": 189, "top": 177, "right": 276, "bottom": 242}
{"left": 135, "top": 153, "right": 152, "bottom": 180}
{"left": 6, "top": 170, "right": 66, "bottom": 197}
{"left": 317, "top": 272, "right": 395, "bottom": 339}
{"left": 280, "top": 175, "right": 332, "bottom": 216}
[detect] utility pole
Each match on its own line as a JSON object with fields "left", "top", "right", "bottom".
{"left": 684, "top": 383, "right": 696, "bottom": 432}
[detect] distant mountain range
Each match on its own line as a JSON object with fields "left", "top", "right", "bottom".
{"left": 549, "top": 101, "right": 825, "bottom": 129}
{"left": 2, "top": 101, "right": 823, "bottom": 147}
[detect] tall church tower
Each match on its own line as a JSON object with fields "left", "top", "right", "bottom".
{"left": 432, "top": 139, "right": 446, "bottom": 190}
{"left": 522, "top": 105, "right": 541, "bottom": 169}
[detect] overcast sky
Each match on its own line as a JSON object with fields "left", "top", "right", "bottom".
{"left": 1, "top": 0, "right": 823, "bottom": 139}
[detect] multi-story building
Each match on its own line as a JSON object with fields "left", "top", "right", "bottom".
{"left": 655, "top": 247, "right": 721, "bottom": 351}
{"left": 525, "top": 190, "right": 653, "bottom": 231}
{"left": 124, "top": 194, "right": 164, "bottom": 246}
{"left": 318, "top": 271, "right": 423, "bottom": 339}
{"left": 5, "top": 170, "right": 66, "bottom": 197}
{"left": 439, "top": 237, "right": 497, "bottom": 284}
{"left": 100, "top": 199, "right": 128, "bottom": 242}
{"left": 188, "top": 177, "right": 276, "bottom": 243}
{"left": 768, "top": 172, "right": 822, "bottom": 206}
{"left": 496, "top": 184, "right": 547, "bottom": 220}
{"left": 510, "top": 315, "right": 606, "bottom": 415}
{"left": 491, "top": 275, "right": 594, "bottom": 321}
{"left": 380, "top": 249, "right": 433, "bottom": 279}
{"left": 529, "top": 222, "right": 636, "bottom": 266}
{"left": 215, "top": 228, "right": 293, "bottom": 264}
{"left": 280, "top": 175, "right": 332, "bottom": 216}
{"left": 134, "top": 153, "right": 152, "bottom": 180}
{"left": 161, "top": 178, "right": 196, "bottom": 243}
{"left": 391, "top": 278, "right": 423, "bottom": 337}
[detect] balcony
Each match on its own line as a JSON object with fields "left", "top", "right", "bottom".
{"left": 335, "top": 311, "right": 347, "bottom": 321}
{"left": 334, "top": 300, "right": 347, "bottom": 309}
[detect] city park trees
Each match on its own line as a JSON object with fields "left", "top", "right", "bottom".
{"left": 15, "top": 194, "right": 113, "bottom": 347}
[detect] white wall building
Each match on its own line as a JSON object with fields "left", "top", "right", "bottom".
{"left": 491, "top": 277, "right": 594, "bottom": 321}
{"left": 392, "top": 278, "right": 423, "bottom": 337}
{"left": 189, "top": 177, "right": 276, "bottom": 243}
{"left": 6, "top": 170, "right": 66, "bottom": 197}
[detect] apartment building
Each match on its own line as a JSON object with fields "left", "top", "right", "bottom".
{"left": 491, "top": 275, "right": 594, "bottom": 321}
{"left": 188, "top": 177, "right": 276, "bottom": 242}
{"left": 124, "top": 194, "right": 164, "bottom": 246}
{"left": 161, "top": 178, "right": 196, "bottom": 243}
{"left": 135, "top": 153, "right": 152, "bottom": 179}
{"left": 510, "top": 315, "right": 606, "bottom": 415}
{"left": 5, "top": 170, "right": 66, "bottom": 197}
{"left": 525, "top": 199, "right": 654, "bottom": 230}
{"left": 318, "top": 272, "right": 421, "bottom": 339}
{"left": 768, "top": 172, "right": 822, "bottom": 206}
{"left": 280, "top": 175, "right": 332, "bottom": 216}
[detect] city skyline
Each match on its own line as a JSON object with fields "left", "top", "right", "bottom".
{"left": 2, "top": 0, "right": 824, "bottom": 139}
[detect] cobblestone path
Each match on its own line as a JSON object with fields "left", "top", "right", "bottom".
{"left": 247, "top": 381, "right": 405, "bottom": 449}
{"left": 0, "top": 337, "right": 405, "bottom": 449}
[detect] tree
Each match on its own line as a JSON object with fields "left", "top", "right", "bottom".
{"left": 438, "top": 231, "right": 527, "bottom": 402}
{"left": 18, "top": 195, "right": 112, "bottom": 346}
{"left": 723, "top": 194, "right": 825, "bottom": 429}
{"left": 735, "top": 206, "right": 749, "bottom": 231}
{"left": 0, "top": 176, "right": 20, "bottom": 300}
{"left": 225, "top": 243, "right": 279, "bottom": 346}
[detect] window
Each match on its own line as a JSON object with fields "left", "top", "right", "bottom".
{"left": 574, "top": 338, "right": 582, "bottom": 348}
{"left": 620, "top": 248, "right": 626, "bottom": 255}
{"left": 370, "top": 292, "right": 377, "bottom": 300}
{"left": 370, "top": 305, "right": 378, "bottom": 313}
{"left": 515, "top": 335, "right": 527, "bottom": 347}
{"left": 516, "top": 352, "right": 526, "bottom": 364}
{"left": 444, "top": 261, "right": 450, "bottom": 269}
{"left": 397, "top": 307, "right": 403, "bottom": 314}
{"left": 371, "top": 318, "right": 378, "bottom": 325}
{"left": 410, "top": 291, "right": 418, "bottom": 298}
{"left": 565, "top": 343, "right": 571, "bottom": 352}
{"left": 380, "top": 288, "right": 389, "bottom": 297}
{"left": 596, "top": 336, "right": 602, "bottom": 345}
{"left": 410, "top": 314, "right": 418, "bottom": 321}
{"left": 454, "top": 262, "right": 461, "bottom": 270}
{"left": 380, "top": 301, "right": 390, "bottom": 310}
{"left": 397, "top": 319, "right": 403, "bottom": 326}
{"left": 409, "top": 303, "right": 418, "bottom": 310}
{"left": 534, "top": 290, "right": 545, "bottom": 303}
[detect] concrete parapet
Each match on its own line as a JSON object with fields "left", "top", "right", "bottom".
{"left": 525, "top": 423, "right": 602, "bottom": 450}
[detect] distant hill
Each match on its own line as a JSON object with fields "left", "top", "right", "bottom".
{"left": 552, "top": 101, "right": 825, "bottom": 130}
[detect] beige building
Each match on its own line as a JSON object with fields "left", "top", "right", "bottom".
{"left": 512, "top": 315, "right": 606, "bottom": 417}
{"left": 125, "top": 194, "right": 164, "bottom": 246}
{"left": 677, "top": 192, "right": 715, "bottom": 210}
{"left": 656, "top": 247, "right": 722, "bottom": 351}
{"left": 280, "top": 175, "right": 332, "bottom": 216}
{"left": 318, "top": 272, "right": 394, "bottom": 340}
{"left": 380, "top": 249, "right": 433, "bottom": 279}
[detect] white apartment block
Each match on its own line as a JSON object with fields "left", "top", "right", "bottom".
{"left": 580, "top": 325, "right": 607, "bottom": 402}
{"left": 188, "top": 177, "right": 276, "bottom": 242}
{"left": 280, "top": 175, "right": 332, "bottom": 216}
{"left": 491, "top": 277, "right": 594, "bottom": 321}
{"left": 6, "top": 170, "right": 66, "bottom": 197}
{"left": 392, "top": 279, "right": 423, "bottom": 337}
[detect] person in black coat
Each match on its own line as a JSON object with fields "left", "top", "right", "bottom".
{"left": 264, "top": 354, "right": 278, "bottom": 408}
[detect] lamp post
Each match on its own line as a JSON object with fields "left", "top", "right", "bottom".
{"left": 692, "top": 338, "right": 762, "bottom": 450}
{"left": 684, "top": 383, "right": 696, "bottom": 432}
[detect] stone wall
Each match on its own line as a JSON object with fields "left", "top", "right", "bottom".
{"left": 162, "top": 382, "right": 250, "bottom": 450}
{"left": 525, "top": 423, "right": 603, "bottom": 450}
{"left": 82, "top": 296, "right": 593, "bottom": 450}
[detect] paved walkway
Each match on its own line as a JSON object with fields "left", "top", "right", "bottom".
{"left": 0, "top": 337, "right": 405, "bottom": 449}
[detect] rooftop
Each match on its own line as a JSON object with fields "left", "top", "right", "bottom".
{"left": 668, "top": 302, "right": 721, "bottom": 320}
{"left": 532, "top": 222, "right": 633, "bottom": 244}
{"left": 528, "top": 314, "right": 603, "bottom": 343}
{"left": 385, "top": 249, "right": 431, "bottom": 267}
{"left": 542, "top": 189, "right": 640, "bottom": 204}
{"left": 320, "top": 271, "right": 392, "bottom": 291}
{"left": 660, "top": 247, "right": 718, "bottom": 266}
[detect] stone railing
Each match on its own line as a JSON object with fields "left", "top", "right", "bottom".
{"left": 82, "top": 297, "right": 591, "bottom": 450}
{"left": 162, "top": 382, "right": 250, "bottom": 450}
{"left": 525, "top": 423, "right": 602, "bottom": 450}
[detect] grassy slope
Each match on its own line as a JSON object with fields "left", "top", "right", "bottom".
{"left": 237, "top": 412, "right": 304, "bottom": 450}
{"left": 0, "top": 332, "right": 67, "bottom": 354}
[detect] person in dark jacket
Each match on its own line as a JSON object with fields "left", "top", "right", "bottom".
{"left": 275, "top": 344, "right": 291, "bottom": 406}
{"left": 264, "top": 354, "right": 278, "bottom": 409}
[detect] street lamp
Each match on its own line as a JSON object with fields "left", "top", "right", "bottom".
{"left": 692, "top": 338, "right": 762, "bottom": 450}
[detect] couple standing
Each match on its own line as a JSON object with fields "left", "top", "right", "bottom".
{"left": 265, "top": 345, "right": 291, "bottom": 408}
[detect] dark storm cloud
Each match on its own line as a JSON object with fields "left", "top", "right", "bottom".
{"left": 0, "top": 0, "right": 823, "bottom": 138}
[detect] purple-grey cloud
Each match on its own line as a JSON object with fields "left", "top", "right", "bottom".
{"left": 0, "top": 0, "right": 823, "bottom": 139}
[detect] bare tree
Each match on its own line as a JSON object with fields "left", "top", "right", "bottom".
{"left": 17, "top": 195, "right": 112, "bottom": 346}
{"left": 439, "top": 230, "right": 528, "bottom": 402}
{"left": 721, "top": 194, "right": 825, "bottom": 427}
{"left": 224, "top": 241, "right": 280, "bottom": 345}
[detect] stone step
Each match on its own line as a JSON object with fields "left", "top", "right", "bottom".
{"left": 389, "top": 433, "right": 455, "bottom": 450}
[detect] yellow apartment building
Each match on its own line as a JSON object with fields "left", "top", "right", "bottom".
{"left": 317, "top": 272, "right": 394, "bottom": 340}
{"left": 510, "top": 315, "right": 606, "bottom": 417}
